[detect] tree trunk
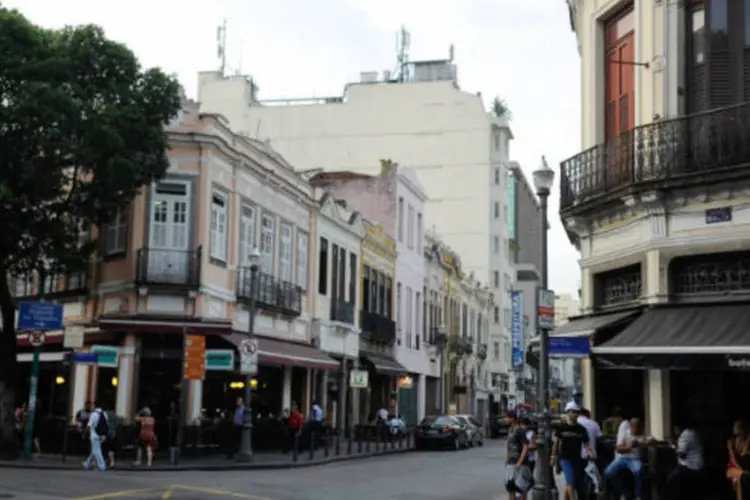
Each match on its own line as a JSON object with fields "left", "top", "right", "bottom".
{"left": 0, "top": 268, "right": 19, "bottom": 458}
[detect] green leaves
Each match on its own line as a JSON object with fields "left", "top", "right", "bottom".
{"left": 491, "top": 97, "right": 512, "bottom": 120}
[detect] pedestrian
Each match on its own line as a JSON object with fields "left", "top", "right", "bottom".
{"left": 308, "top": 400, "right": 324, "bottom": 449}
{"left": 727, "top": 419, "right": 750, "bottom": 500}
{"left": 228, "top": 397, "right": 245, "bottom": 458}
{"left": 133, "top": 407, "right": 157, "bottom": 467}
{"left": 665, "top": 418, "right": 703, "bottom": 500}
{"left": 102, "top": 408, "right": 120, "bottom": 468}
{"left": 577, "top": 407, "right": 603, "bottom": 496}
{"left": 520, "top": 417, "right": 537, "bottom": 474}
{"left": 75, "top": 401, "right": 93, "bottom": 436}
{"left": 82, "top": 403, "right": 109, "bottom": 471}
{"left": 504, "top": 410, "right": 533, "bottom": 499}
{"left": 551, "top": 402, "right": 592, "bottom": 500}
{"left": 286, "top": 403, "right": 304, "bottom": 453}
{"left": 604, "top": 417, "right": 650, "bottom": 500}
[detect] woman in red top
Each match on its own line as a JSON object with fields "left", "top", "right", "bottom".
{"left": 727, "top": 420, "right": 750, "bottom": 500}
{"left": 134, "top": 407, "right": 158, "bottom": 466}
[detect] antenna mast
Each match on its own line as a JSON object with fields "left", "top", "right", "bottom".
{"left": 395, "top": 25, "right": 411, "bottom": 82}
{"left": 217, "top": 19, "right": 227, "bottom": 76}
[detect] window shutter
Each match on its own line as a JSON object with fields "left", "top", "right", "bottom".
{"left": 710, "top": 52, "right": 732, "bottom": 108}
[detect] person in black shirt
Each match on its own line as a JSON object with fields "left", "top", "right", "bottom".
{"left": 505, "top": 410, "right": 534, "bottom": 498}
{"left": 552, "top": 402, "right": 593, "bottom": 500}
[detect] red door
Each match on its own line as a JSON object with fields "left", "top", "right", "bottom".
{"left": 605, "top": 9, "right": 635, "bottom": 187}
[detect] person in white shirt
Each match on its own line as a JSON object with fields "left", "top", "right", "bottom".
{"left": 577, "top": 408, "right": 602, "bottom": 459}
{"left": 82, "top": 405, "right": 108, "bottom": 471}
{"left": 605, "top": 417, "right": 650, "bottom": 500}
{"left": 665, "top": 421, "right": 704, "bottom": 500}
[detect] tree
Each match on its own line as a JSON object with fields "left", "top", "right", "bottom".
{"left": 0, "top": 6, "right": 182, "bottom": 452}
{"left": 491, "top": 97, "right": 512, "bottom": 120}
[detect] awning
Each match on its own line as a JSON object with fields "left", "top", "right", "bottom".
{"left": 551, "top": 310, "right": 640, "bottom": 338}
{"left": 226, "top": 335, "right": 339, "bottom": 371}
{"left": 98, "top": 314, "right": 232, "bottom": 336}
{"left": 592, "top": 304, "right": 750, "bottom": 370}
{"left": 361, "top": 352, "right": 407, "bottom": 376}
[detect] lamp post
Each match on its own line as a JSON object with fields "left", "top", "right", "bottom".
{"left": 237, "top": 248, "right": 261, "bottom": 463}
{"left": 530, "top": 155, "right": 555, "bottom": 500}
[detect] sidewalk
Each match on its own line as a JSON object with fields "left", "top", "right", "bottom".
{"left": 0, "top": 441, "right": 415, "bottom": 471}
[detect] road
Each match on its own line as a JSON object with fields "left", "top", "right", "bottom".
{"left": 0, "top": 440, "right": 510, "bottom": 500}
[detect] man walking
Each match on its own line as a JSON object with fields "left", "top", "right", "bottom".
{"left": 504, "top": 410, "right": 533, "bottom": 499}
{"left": 82, "top": 403, "right": 109, "bottom": 471}
{"left": 551, "top": 402, "right": 593, "bottom": 500}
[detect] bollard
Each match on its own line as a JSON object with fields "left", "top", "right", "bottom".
{"left": 348, "top": 431, "right": 353, "bottom": 455}
{"left": 169, "top": 446, "right": 180, "bottom": 465}
{"left": 398, "top": 431, "right": 404, "bottom": 449}
{"left": 357, "top": 431, "right": 362, "bottom": 454}
{"left": 323, "top": 429, "right": 330, "bottom": 458}
{"left": 406, "top": 428, "right": 412, "bottom": 448}
{"left": 292, "top": 433, "right": 299, "bottom": 463}
{"left": 365, "top": 431, "right": 371, "bottom": 453}
{"left": 335, "top": 431, "right": 340, "bottom": 456}
{"left": 309, "top": 430, "right": 315, "bottom": 460}
{"left": 61, "top": 423, "right": 69, "bottom": 463}
{"left": 376, "top": 428, "right": 382, "bottom": 453}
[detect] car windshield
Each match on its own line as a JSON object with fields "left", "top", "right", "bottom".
{"left": 421, "top": 416, "right": 455, "bottom": 426}
{"left": 455, "top": 416, "right": 468, "bottom": 425}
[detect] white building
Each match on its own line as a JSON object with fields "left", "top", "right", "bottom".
{"left": 311, "top": 191, "right": 365, "bottom": 430}
{"left": 197, "top": 62, "right": 516, "bottom": 383}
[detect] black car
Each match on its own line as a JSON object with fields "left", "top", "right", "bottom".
{"left": 415, "top": 415, "right": 469, "bottom": 450}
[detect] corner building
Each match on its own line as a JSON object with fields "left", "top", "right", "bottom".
{"left": 559, "top": 0, "right": 750, "bottom": 445}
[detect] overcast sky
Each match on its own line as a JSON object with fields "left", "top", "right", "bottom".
{"left": 7, "top": 0, "right": 583, "bottom": 296}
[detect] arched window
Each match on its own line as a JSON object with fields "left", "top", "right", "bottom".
{"left": 687, "top": 0, "right": 750, "bottom": 112}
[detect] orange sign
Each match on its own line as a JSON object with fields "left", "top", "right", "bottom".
{"left": 184, "top": 334, "right": 206, "bottom": 381}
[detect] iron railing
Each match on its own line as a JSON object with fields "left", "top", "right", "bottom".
{"left": 449, "top": 336, "right": 473, "bottom": 356}
{"left": 359, "top": 310, "right": 396, "bottom": 345}
{"left": 136, "top": 247, "right": 202, "bottom": 287}
{"left": 10, "top": 272, "right": 89, "bottom": 299}
{"left": 560, "top": 102, "right": 750, "bottom": 213}
{"left": 476, "top": 343, "right": 488, "bottom": 360}
{"left": 237, "top": 268, "right": 302, "bottom": 317}
{"left": 330, "top": 298, "right": 355, "bottom": 324}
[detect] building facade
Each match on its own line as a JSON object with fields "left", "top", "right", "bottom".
{"left": 560, "top": 0, "right": 750, "bottom": 439}
{"left": 197, "top": 64, "right": 516, "bottom": 385}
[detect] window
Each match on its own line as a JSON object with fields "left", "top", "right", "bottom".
{"left": 278, "top": 223, "right": 293, "bottom": 282}
{"left": 318, "top": 237, "right": 328, "bottom": 295}
{"left": 493, "top": 341, "right": 500, "bottom": 360}
{"left": 406, "top": 286, "right": 413, "bottom": 348}
{"left": 397, "top": 282, "right": 402, "bottom": 342}
{"left": 416, "top": 213, "right": 423, "bottom": 253}
{"left": 331, "top": 244, "right": 340, "bottom": 299}
{"left": 296, "top": 231, "right": 309, "bottom": 290}
{"left": 363, "top": 267, "right": 372, "bottom": 311}
{"left": 385, "top": 277, "right": 393, "bottom": 318}
{"left": 494, "top": 306, "right": 500, "bottom": 324}
{"left": 692, "top": 8, "right": 706, "bottom": 64}
{"left": 493, "top": 271, "right": 499, "bottom": 288}
{"left": 493, "top": 202, "right": 500, "bottom": 218}
{"left": 209, "top": 192, "right": 228, "bottom": 262}
{"left": 494, "top": 167, "right": 500, "bottom": 185}
{"left": 238, "top": 204, "right": 257, "bottom": 265}
{"left": 494, "top": 236, "right": 500, "bottom": 254}
{"left": 398, "top": 197, "right": 404, "bottom": 242}
{"left": 504, "top": 307, "right": 512, "bottom": 329}
{"left": 494, "top": 134, "right": 501, "bottom": 152}
{"left": 407, "top": 204, "right": 415, "bottom": 249}
{"left": 348, "top": 253, "right": 357, "bottom": 303}
{"left": 416, "top": 291, "right": 422, "bottom": 350}
{"left": 105, "top": 209, "right": 128, "bottom": 255}
{"left": 260, "top": 212, "right": 275, "bottom": 273}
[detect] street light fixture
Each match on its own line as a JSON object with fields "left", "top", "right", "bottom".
{"left": 530, "top": 155, "right": 556, "bottom": 500}
{"left": 237, "top": 248, "right": 261, "bottom": 463}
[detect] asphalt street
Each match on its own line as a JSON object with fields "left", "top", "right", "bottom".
{"left": 0, "top": 439, "right": 511, "bottom": 500}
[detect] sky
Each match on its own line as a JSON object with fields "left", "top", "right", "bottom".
{"left": 6, "top": 0, "right": 583, "bottom": 297}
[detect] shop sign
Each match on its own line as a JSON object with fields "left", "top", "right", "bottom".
{"left": 91, "top": 345, "right": 119, "bottom": 368}
{"left": 350, "top": 370, "right": 369, "bottom": 389}
{"left": 205, "top": 349, "right": 234, "bottom": 371}
{"left": 726, "top": 356, "right": 750, "bottom": 370}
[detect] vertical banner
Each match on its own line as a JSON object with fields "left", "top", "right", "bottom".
{"left": 511, "top": 291, "right": 524, "bottom": 371}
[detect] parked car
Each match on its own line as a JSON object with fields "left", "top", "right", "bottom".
{"left": 415, "top": 415, "right": 470, "bottom": 450}
{"left": 455, "top": 414, "right": 484, "bottom": 447}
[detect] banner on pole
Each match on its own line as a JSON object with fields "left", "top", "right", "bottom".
{"left": 511, "top": 291, "right": 524, "bottom": 371}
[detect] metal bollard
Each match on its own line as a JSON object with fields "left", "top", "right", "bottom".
{"left": 61, "top": 424, "right": 69, "bottom": 463}
{"left": 406, "top": 429, "right": 412, "bottom": 448}
{"left": 375, "top": 429, "right": 381, "bottom": 453}
{"left": 292, "top": 433, "right": 299, "bottom": 462}
{"left": 357, "top": 430, "right": 362, "bottom": 453}
{"left": 398, "top": 431, "right": 404, "bottom": 449}
{"left": 309, "top": 430, "right": 315, "bottom": 460}
{"left": 348, "top": 431, "right": 353, "bottom": 455}
{"left": 365, "top": 431, "right": 371, "bottom": 453}
{"left": 324, "top": 429, "right": 330, "bottom": 458}
{"left": 335, "top": 431, "right": 340, "bottom": 456}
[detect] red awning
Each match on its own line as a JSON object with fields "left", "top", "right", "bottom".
{"left": 227, "top": 334, "right": 339, "bottom": 371}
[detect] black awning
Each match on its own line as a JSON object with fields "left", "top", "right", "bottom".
{"left": 552, "top": 310, "right": 639, "bottom": 338}
{"left": 592, "top": 303, "right": 750, "bottom": 369}
{"left": 361, "top": 352, "right": 407, "bottom": 376}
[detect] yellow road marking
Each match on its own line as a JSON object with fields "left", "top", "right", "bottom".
{"left": 172, "top": 484, "right": 272, "bottom": 499}
{"left": 70, "top": 488, "right": 160, "bottom": 500}
{"left": 161, "top": 487, "right": 174, "bottom": 499}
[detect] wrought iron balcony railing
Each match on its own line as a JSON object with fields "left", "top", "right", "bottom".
{"left": 330, "top": 297, "right": 355, "bottom": 324}
{"left": 359, "top": 310, "right": 396, "bottom": 345}
{"left": 10, "top": 272, "right": 89, "bottom": 300}
{"left": 448, "top": 336, "right": 473, "bottom": 356}
{"left": 135, "top": 247, "right": 201, "bottom": 288}
{"left": 560, "top": 103, "right": 750, "bottom": 214}
{"left": 237, "top": 268, "right": 302, "bottom": 317}
{"left": 476, "top": 342, "right": 488, "bottom": 360}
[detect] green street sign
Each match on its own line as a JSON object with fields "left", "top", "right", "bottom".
{"left": 205, "top": 349, "right": 234, "bottom": 371}
{"left": 91, "top": 345, "right": 119, "bottom": 368}
{"left": 349, "top": 369, "right": 369, "bottom": 389}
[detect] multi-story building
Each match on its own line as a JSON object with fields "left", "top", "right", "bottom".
{"left": 197, "top": 62, "right": 516, "bottom": 383}
{"left": 560, "top": 0, "right": 750, "bottom": 439}
{"left": 310, "top": 191, "right": 364, "bottom": 429}
{"left": 308, "top": 163, "right": 433, "bottom": 423}
{"left": 423, "top": 231, "right": 492, "bottom": 420}
{"left": 13, "top": 100, "right": 340, "bottom": 424}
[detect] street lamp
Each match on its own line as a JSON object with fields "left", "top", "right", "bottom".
{"left": 530, "top": 155, "right": 555, "bottom": 500}
{"left": 237, "top": 248, "right": 261, "bottom": 463}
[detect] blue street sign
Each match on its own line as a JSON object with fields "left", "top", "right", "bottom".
{"left": 549, "top": 336, "right": 590, "bottom": 358}
{"left": 511, "top": 291, "right": 524, "bottom": 371}
{"left": 17, "top": 302, "right": 64, "bottom": 331}
{"left": 73, "top": 352, "right": 98, "bottom": 364}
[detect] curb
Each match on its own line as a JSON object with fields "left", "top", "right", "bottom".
{"left": 0, "top": 447, "right": 416, "bottom": 472}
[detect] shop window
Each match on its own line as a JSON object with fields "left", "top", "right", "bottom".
{"left": 593, "top": 263, "right": 643, "bottom": 309}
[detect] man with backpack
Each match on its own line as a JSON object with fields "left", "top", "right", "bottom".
{"left": 82, "top": 403, "right": 109, "bottom": 471}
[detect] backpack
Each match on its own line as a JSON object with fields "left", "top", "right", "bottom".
{"left": 94, "top": 409, "right": 109, "bottom": 437}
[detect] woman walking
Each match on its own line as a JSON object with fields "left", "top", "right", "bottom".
{"left": 133, "top": 407, "right": 158, "bottom": 467}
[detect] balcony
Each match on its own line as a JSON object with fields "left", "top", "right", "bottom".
{"left": 560, "top": 103, "right": 750, "bottom": 216}
{"left": 359, "top": 310, "right": 396, "bottom": 345}
{"left": 237, "top": 268, "right": 302, "bottom": 317}
{"left": 330, "top": 298, "right": 355, "bottom": 325}
{"left": 476, "top": 342, "right": 488, "bottom": 360}
{"left": 11, "top": 272, "right": 89, "bottom": 300}
{"left": 448, "top": 336, "right": 473, "bottom": 356}
{"left": 135, "top": 247, "right": 201, "bottom": 288}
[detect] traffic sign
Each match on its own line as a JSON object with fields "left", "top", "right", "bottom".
{"left": 538, "top": 289, "right": 556, "bottom": 330}
{"left": 350, "top": 370, "right": 369, "bottom": 389}
{"left": 27, "top": 331, "right": 46, "bottom": 348}
{"left": 18, "top": 302, "right": 63, "bottom": 331}
{"left": 184, "top": 334, "right": 206, "bottom": 381}
{"left": 239, "top": 338, "right": 258, "bottom": 375}
{"left": 74, "top": 352, "right": 98, "bottom": 364}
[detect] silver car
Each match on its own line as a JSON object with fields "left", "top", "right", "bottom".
{"left": 455, "top": 414, "right": 485, "bottom": 447}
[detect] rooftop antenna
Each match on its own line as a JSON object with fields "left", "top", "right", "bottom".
{"left": 217, "top": 19, "right": 227, "bottom": 76}
{"left": 449, "top": 44, "right": 455, "bottom": 62}
{"left": 236, "top": 38, "right": 244, "bottom": 75}
{"left": 395, "top": 25, "right": 411, "bottom": 82}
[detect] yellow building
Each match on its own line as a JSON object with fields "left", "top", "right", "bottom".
{"left": 356, "top": 219, "right": 402, "bottom": 421}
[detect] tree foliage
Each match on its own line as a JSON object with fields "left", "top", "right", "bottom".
{"left": 0, "top": 6, "right": 182, "bottom": 450}
{"left": 491, "top": 97, "right": 512, "bottom": 120}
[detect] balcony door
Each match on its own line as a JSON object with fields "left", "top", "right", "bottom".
{"left": 605, "top": 8, "right": 636, "bottom": 187}
{"left": 149, "top": 182, "right": 190, "bottom": 283}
